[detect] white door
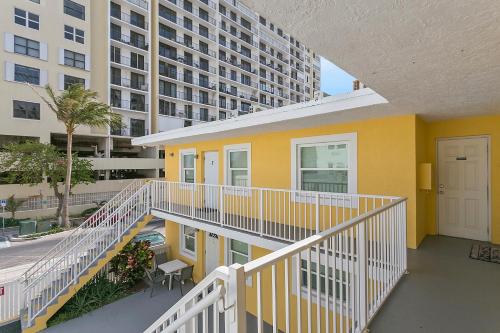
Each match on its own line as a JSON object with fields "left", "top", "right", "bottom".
{"left": 205, "top": 232, "right": 219, "bottom": 276}
{"left": 438, "top": 137, "right": 489, "bottom": 241}
{"left": 204, "top": 152, "right": 219, "bottom": 209}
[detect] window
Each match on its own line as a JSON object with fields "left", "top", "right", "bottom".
{"left": 64, "top": 0, "right": 85, "bottom": 20}
{"left": 64, "top": 25, "right": 84, "bottom": 44}
{"left": 159, "top": 80, "right": 176, "bottom": 97}
{"left": 13, "top": 100, "right": 40, "bottom": 120}
{"left": 159, "top": 100, "right": 176, "bottom": 116}
{"left": 64, "top": 75, "right": 85, "bottom": 89}
{"left": 14, "top": 36, "right": 40, "bottom": 58}
{"left": 130, "top": 118, "right": 145, "bottom": 137}
{"left": 180, "top": 150, "right": 195, "bottom": 183}
{"left": 228, "top": 239, "right": 249, "bottom": 265}
{"left": 14, "top": 8, "right": 39, "bottom": 30}
{"left": 130, "top": 93, "right": 146, "bottom": 112}
{"left": 291, "top": 133, "right": 357, "bottom": 194}
{"left": 14, "top": 64, "right": 40, "bottom": 84}
{"left": 64, "top": 49, "right": 85, "bottom": 69}
{"left": 224, "top": 144, "right": 250, "bottom": 187}
{"left": 299, "top": 257, "right": 347, "bottom": 302}
{"left": 130, "top": 11, "right": 145, "bottom": 29}
{"left": 180, "top": 225, "right": 196, "bottom": 259}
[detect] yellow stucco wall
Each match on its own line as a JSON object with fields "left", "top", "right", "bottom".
{"left": 164, "top": 114, "right": 422, "bottom": 248}
{"left": 424, "top": 114, "right": 500, "bottom": 243}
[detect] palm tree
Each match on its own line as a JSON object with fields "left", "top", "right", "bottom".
{"left": 36, "top": 84, "right": 121, "bottom": 227}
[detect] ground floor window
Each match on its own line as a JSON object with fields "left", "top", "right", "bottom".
{"left": 180, "top": 225, "right": 197, "bottom": 260}
{"left": 228, "top": 239, "right": 249, "bottom": 265}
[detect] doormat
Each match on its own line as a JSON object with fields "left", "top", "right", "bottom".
{"left": 469, "top": 244, "right": 500, "bottom": 264}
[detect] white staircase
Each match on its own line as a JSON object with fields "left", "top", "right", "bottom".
{"left": 19, "top": 180, "right": 152, "bottom": 332}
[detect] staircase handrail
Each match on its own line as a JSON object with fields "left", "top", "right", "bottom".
{"left": 21, "top": 180, "right": 146, "bottom": 281}
{"left": 23, "top": 183, "right": 149, "bottom": 290}
{"left": 143, "top": 266, "right": 230, "bottom": 333}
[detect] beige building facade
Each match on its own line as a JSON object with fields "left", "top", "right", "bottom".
{"left": 0, "top": 0, "right": 321, "bottom": 217}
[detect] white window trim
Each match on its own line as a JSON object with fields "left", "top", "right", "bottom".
{"left": 179, "top": 148, "right": 196, "bottom": 183}
{"left": 180, "top": 225, "right": 197, "bottom": 261}
{"left": 291, "top": 133, "right": 357, "bottom": 194}
{"left": 224, "top": 238, "right": 252, "bottom": 286}
{"left": 223, "top": 143, "right": 251, "bottom": 186}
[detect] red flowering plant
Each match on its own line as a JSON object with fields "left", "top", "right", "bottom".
{"left": 110, "top": 240, "right": 155, "bottom": 288}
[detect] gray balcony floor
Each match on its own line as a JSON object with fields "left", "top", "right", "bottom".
{"left": 370, "top": 235, "right": 500, "bottom": 333}
{"left": 43, "top": 236, "right": 500, "bottom": 333}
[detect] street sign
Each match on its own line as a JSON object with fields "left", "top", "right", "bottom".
{"left": 0, "top": 199, "right": 6, "bottom": 207}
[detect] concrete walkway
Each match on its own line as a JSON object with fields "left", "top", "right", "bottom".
{"left": 44, "top": 282, "right": 193, "bottom": 333}
{"left": 370, "top": 235, "right": 500, "bottom": 333}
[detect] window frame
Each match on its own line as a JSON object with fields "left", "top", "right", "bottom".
{"left": 14, "top": 35, "right": 40, "bottom": 58}
{"left": 63, "top": 74, "right": 85, "bottom": 90}
{"left": 14, "top": 64, "right": 40, "bottom": 85}
{"left": 180, "top": 225, "right": 197, "bottom": 260}
{"left": 223, "top": 143, "right": 251, "bottom": 187}
{"left": 64, "top": 25, "right": 85, "bottom": 44}
{"left": 63, "top": 0, "right": 85, "bottom": 20}
{"left": 179, "top": 148, "right": 196, "bottom": 183}
{"left": 14, "top": 8, "right": 39, "bottom": 30}
{"left": 12, "top": 100, "right": 40, "bottom": 120}
{"left": 64, "top": 49, "right": 86, "bottom": 69}
{"left": 291, "top": 133, "right": 357, "bottom": 195}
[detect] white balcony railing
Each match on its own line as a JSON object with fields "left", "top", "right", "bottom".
{"left": 151, "top": 181, "right": 402, "bottom": 243}
{"left": 145, "top": 182, "right": 407, "bottom": 333}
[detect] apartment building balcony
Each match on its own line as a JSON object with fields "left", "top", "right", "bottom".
{"left": 198, "top": 0, "right": 217, "bottom": 11}
{"left": 259, "top": 58, "right": 288, "bottom": 76}
{"left": 110, "top": 9, "right": 149, "bottom": 31}
{"left": 219, "top": 70, "right": 259, "bottom": 89}
{"left": 258, "top": 45, "right": 290, "bottom": 66}
{"left": 219, "top": 22, "right": 258, "bottom": 48}
{"left": 163, "top": 0, "right": 217, "bottom": 27}
{"left": 111, "top": 126, "right": 149, "bottom": 137}
{"left": 111, "top": 99, "right": 149, "bottom": 112}
{"left": 158, "top": 52, "right": 218, "bottom": 75}
{"left": 159, "top": 90, "right": 217, "bottom": 107}
{"left": 219, "top": 56, "right": 257, "bottom": 76}
{"left": 125, "top": 0, "right": 149, "bottom": 11}
{"left": 218, "top": 86, "right": 258, "bottom": 102}
{"left": 111, "top": 53, "right": 149, "bottom": 72}
{"left": 220, "top": 0, "right": 258, "bottom": 21}
{"left": 218, "top": 39, "right": 259, "bottom": 63}
{"left": 159, "top": 108, "right": 216, "bottom": 122}
{"left": 110, "top": 31, "right": 149, "bottom": 51}
{"left": 218, "top": 8, "right": 258, "bottom": 35}
{"left": 158, "top": 14, "right": 217, "bottom": 43}
{"left": 158, "top": 33, "right": 217, "bottom": 59}
{"left": 111, "top": 77, "right": 149, "bottom": 92}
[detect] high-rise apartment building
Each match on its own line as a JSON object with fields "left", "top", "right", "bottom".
{"left": 0, "top": 0, "right": 321, "bottom": 215}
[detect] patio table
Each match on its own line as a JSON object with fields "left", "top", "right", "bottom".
{"left": 157, "top": 259, "right": 188, "bottom": 289}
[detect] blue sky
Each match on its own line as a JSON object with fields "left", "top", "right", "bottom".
{"left": 320, "top": 57, "right": 356, "bottom": 95}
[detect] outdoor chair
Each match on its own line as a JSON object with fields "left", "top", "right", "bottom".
{"left": 172, "top": 265, "right": 195, "bottom": 296}
{"left": 154, "top": 251, "right": 168, "bottom": 271}
{"left": 144, "top": 268, "right": 170, "bottom": 297}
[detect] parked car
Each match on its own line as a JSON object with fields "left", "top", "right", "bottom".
{"left": 133, "top": 231, "right": 165, "bottom": 250}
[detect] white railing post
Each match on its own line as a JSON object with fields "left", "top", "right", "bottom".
{"left": 315, "top": 193, "right": 320, "bottom": 234}
{"left": 191, "top": 183, "right": 195, "bottom": 218}
{"left": 358, "top": 220, "right": 368, "bottom": 329}
{"left": 219, "top": 185, "right": 224, "bottom": 226}
{"left": 168, "top": 182, "right": 172, "bottom": 212}
{"left": 259, "top": 189, "right": 264, "bottom": 236}
{"left": 225, "top": 264, "right": 247, "bottom": 333}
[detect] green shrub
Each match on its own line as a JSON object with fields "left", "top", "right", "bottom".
{"left": 47, "top": 274, "right": 127, "bottom": 327}
{"left": 110, "top": 241, "right": 154, "bottom": 288}
{"left": 80, "top": 206, "right": 99, "bottom": 217}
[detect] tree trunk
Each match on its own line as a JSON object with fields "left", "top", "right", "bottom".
{"left": 53, "top": 185, "right": 64, "bottom": 223}
{"left": 62, "top": 132, "right": 73, "bottom": 228}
